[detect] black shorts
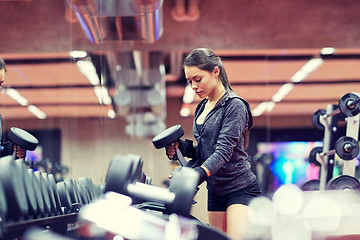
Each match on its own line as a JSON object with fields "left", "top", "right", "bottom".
{"left": 207, "top": 180, "right": 261, "bottom": 212}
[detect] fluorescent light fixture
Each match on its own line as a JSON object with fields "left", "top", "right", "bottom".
{"left": 290, "top": 58, "right": 323, "bottom": 83}
{"left": 183, "top": 85, "right": 195, "bottom": 103}
{"left": 290, "top": 70, "right": 308, "bottom": 83}
{"left": 301, "top": 58, "right": 323, "bottom": 73}
{"left": 252, "top": 101, "right": 276, "bottom": 117}
{"left": 107, "top": 109, "right": 116, "bottom": 119}
{"left": 320, "top": 47, "right": 336, "bottom": 56}
{"left": 70, "top": 50, "right": 87, "bottom": 59}
{"left": 271, "top": 83, "right": 294, "bottom": 102}
{"left": 93, "top": 86, "right": 112, "bottom": 105}
{"left": 77, "top": 60, "right": 100, "bottom": 85}
{"left": 27, "top": 105, "right": 47, "bottom": 119}
{"left": 5, "top": 88, "right": 29, "bottom": 106}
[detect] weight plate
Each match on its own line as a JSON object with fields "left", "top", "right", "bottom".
{"left": 78, "top": 177, "right": 96, "bottom": 201}
{"left": 48, "top": 174, "right": 62, "bottom": 215}
{"left": 77, "top": 184, "right": 90, "bottom": 205}
{"left": 338, "top": 93, "right": 360, "bottom": 117}
{"left": 56, "top": 181, "right": 72, "bottom": 214}
{"left": 14, "top": 159, "right": 38, "bottom": 219}
{"left": 326, "top": 175, "right": 360, "bottom": 191}
{"left": 42, "top": 172, "right": 57, "bottom": 216}
{"left": 311, "top": 109, "right": 326, "bottom": 130}
{"left": 104, "top": 154, "right": 134, "bottom": 196}
{"left": 335, "top": 136, "right": 359, "bottom": 160}
{"left": 0, "top": 156, "right": 28, "bottom": 221}
{"left": 34, "top": 171, "right": 52, "bottom": 217}
{"left": 308, "top": 147, "right": 322, "bottom": 167}
{"left": 301, "top": 179, "right": 320, "bottom": 191}
{"left": 27, "top": 169, "right": 45, "bottom": 217}
{"left": 73, "top": 181, "right": 83, "bottom": 206}
{"left": 7, "top": 127, "right": 38, "bottom": 151}
{"left": 128, "top": 154, "right": 144, "bottom": 183}
{"left": 0, "top": 177, "right": 7, "bottom": 225}
{"left": 169, "top": 167, "right": 199, "bottom": 217}
{"left": 64, "top": 178, "right": 80, "bottom": 206}
{"left": 152, "top": 125, "right": 184, "bottom": 149}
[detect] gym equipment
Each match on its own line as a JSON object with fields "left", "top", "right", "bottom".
{"left": 301, "top": 179, "right": 320, "bottom": 191}
{"left": 309, "top": 136, "right": 359, "bottom": 164}
{"left": 78, "top": 177, "right": 96, "bottom": 202}
{"left": 312, "top": 93, "right": 360, "bottom": 130}
{"left": 0, "top": 156, "right": 28, "bottom": 221}
{"left": 48, "top": 174, "right": 63, "bottom": 215}
{"left": 335, "top": 136, "right": 359, "bottom": 160}
{"left": 338, "top": 93, "right": 360, "bottom": 117}
{"left": 14, "top": 159, "right": 38, "bottom": 219}
{"left": 64, "top": 178, "right": 81, "bottom": 209}
{"left": 27, "top": 169, "right": 45, "bottom": 218}
{"left": 42, "top": 172, "right": 58, "bottom": 216}
{"left": 34, "top": 171, "right": 52, "bottom": 217}
{"left": 56, "top": 181, "right": 73, "bottom": 214}
{"left": 311, "top": 109, "right": 327, "bottom": 130}
{"left": 152, "top": 124, "right": 187, "bottom": 166}
{"left": 79, "top": 192, "right": 200, "bottom": 240}
{"left": 326, "top": 175, "right": 360, "bottom": 191}
{"left": 0, "top": 176, "right": 7, "bottom": 230}
{"left": 308, "top": 147, "right": 322, "bottom": 167}
{"left": 105, "top": 154, "right": 199, "bottom": 217}
{"left": 7, "top": 127, "right": 38, "bottom": 152}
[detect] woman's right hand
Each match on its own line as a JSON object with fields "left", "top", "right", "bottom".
{"left": 166, "top": 141, "right": 179, "bottom": 159}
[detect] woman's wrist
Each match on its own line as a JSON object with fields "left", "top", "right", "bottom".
{"left": 200, "top": 165, "right": 211, "bottom": 177}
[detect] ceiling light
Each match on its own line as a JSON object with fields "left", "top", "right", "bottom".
{"left": 70, "top": 50, "right": 87, "bottom": 59}
{"left": 107, "top": 109, "right": 116, "bottom": 119}
{"left": 27, "top": 105, "right": 47, "bottom": 119}
{"left": 290, "top": 70, "right": 308, "bottom": 83}
{"left": 320, "top": 47, "right": 336, "bottom": 56}
{"left": 93, "top": 86, "right": 112, "bottom": 105}
{"left": 301, "top": 58, "right": 323, "bottom": 73}
{"left": 271, "top": 83, "right": 294, "bottom": 102}
{"left": 77, "top": 60, "right": 100, "bottom": 85}
{"left": 5, "top": 88, "right": 28, "bottom": 106}
{"left": 252, "top": 101, "right": 276, "bottom": 117}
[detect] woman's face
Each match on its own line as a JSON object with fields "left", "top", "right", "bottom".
{"left": 0, "top": 69, "right": 5, "bottom": 89}
{"left": 184, "top": 66, "right": 219, "bottom": 99}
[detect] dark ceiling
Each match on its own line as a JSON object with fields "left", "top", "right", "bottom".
{"left": 0, "top": 0, "right": 359, "bottom": 129}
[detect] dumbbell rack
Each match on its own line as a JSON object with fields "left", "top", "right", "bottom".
{"left": 317, "top": 92, "right": 360, "bottom": 190}
{"left": 342, "top": 100, "right": 360, "bottom": 177}
{"left": 2, "top": 213, "right": 78, "bottom": 239}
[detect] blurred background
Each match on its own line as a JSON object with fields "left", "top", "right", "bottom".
{"left": 0, "top": 0, "right": 359, "bottom": 223}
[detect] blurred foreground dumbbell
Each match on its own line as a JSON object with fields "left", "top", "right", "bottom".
{"left": 78, "top": 192, "right": 231, "bottom": 240}
{"left": 105, "top": 153, "right": 199, "bottom": 217}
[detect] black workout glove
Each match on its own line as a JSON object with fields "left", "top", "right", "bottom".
{"left": 194, "top": 166, "right": 208, "bottom": 186}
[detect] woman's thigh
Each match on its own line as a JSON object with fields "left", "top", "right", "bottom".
{"left": 208, "top": 211, "right": 227, "bottom": 232}
{"left": 226, "top": 204, "right": 255, "bottom": 240}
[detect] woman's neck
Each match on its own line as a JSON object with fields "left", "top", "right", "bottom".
{"left": 208, "top": 84, "right": 226, "bottom": 104}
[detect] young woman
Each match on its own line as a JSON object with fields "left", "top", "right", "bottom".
{"left": 166, "top": 48, "right": 261, "bottom": 240}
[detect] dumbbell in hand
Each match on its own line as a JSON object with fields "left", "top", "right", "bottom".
{"left": 152, "top": 124, "right": 187, "bottom": 166}
{"left": 7, "top": 127, "right": 38, "bottom": 159}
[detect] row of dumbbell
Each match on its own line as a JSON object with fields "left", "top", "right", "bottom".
{"left": 0, "top": 155, "right": 102, "bottom": 226}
